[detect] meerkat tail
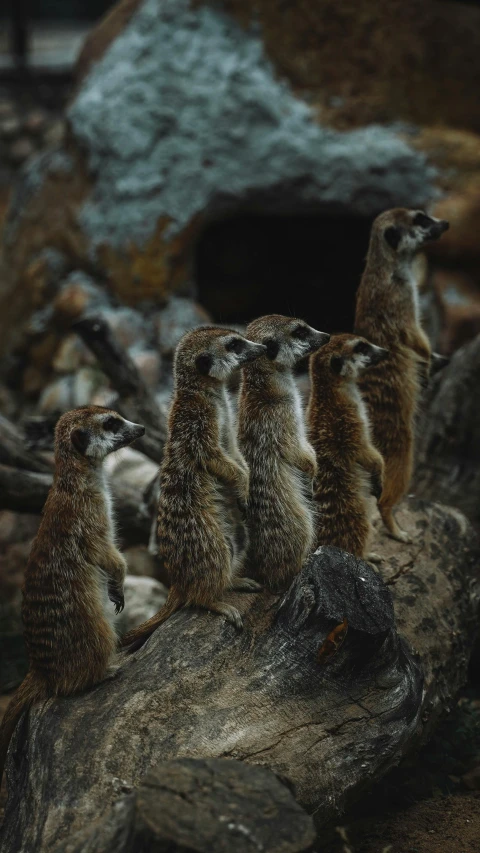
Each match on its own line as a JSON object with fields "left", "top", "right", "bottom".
{"left": 0, "top": 672, "right": 41, "bottom": 784}
{"left": 121, "top": 589, "right": 183, "bottom": 652}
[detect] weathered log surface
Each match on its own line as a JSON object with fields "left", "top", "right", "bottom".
{"left": 1, "top": 499, "right": 478, "bottom": 852}
{"left": 51, "top": 758, "right": 316, "bottom": 853}
{"left": 0, "top": 414, "right": 51, "bottom": 474}
{"left": 415, "top": 333, "right": 480, "bottom": 527}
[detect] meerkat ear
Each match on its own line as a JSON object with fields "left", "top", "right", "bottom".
{"left": 71, "top": 428, "right": 89, "bottom": 455}
{"left": 263, "top": 338, "right": 279, "bottom": 360}
{"left": 195, "top": 352, "right": 213, "bottom": 375}
{"left": 330, "top": 355, "right": 344, "bottom": 375}
{"left": 384, "top": 225, "right": 402, "bottom": 250}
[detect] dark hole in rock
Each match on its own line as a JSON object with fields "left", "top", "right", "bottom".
{"left": 196, "top": 213, "right": 374, "bottom": 333}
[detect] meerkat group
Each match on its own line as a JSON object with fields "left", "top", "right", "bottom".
{"left": 0, "top": 207, "right": 449, "bottom": 784}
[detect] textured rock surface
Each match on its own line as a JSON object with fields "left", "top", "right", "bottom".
{"left": 1, "top": 500, "right": 478, "bottom": 851}
{"left": 51, "top": 758, "right": 316, "bottom": 853}
{"left": 415, "top": 334, "right": 480, "bottom": 528}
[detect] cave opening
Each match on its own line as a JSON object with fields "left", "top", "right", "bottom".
{"left": 196, "top": 212, "right": 375, "bottom": 334}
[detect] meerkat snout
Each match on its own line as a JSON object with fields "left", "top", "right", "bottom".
{"left": 70, "top": 411, "right": 145, "bottom": 460}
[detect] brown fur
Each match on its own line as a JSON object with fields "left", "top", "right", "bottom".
{"left": 354, "top": 208, "right": 449, "bottom": 541}
{"left": 238, "top": 314, "right": 330, "bottom": 592}
{"left": 307, "top": 334, "right": 386, "bottom": 558}
{"left": 122, "top": 327, "right": 266, "bottom": 651}
{"left": 0, "top": 406, "right": 144, "bottom": 785}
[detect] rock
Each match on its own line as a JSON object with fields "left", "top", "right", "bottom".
{"left": 462, "top": 763, "right": 480, "bottom": 791}
{"left": 1, "top": 500, "right": 478, "bottom": 851}
{"left": 103, "top": 307, "right": 152, "bottom": 351}
{"left": 415, "top": 335, "right": 480, "bottom": 528}
{"left": 123, "top": 545, "right": 161, "bottom": 578}
{"left": 155, "top": 297, "right": 211, "bottom": 356}
{"left": 38, "top": 368, "right": 99, "bottom": 415}
{"left": 0, "top": 118, "right": 20, "bottom": 140}
{"left": 24, "top": 110, "right": 48, "bottom": 136}
{"left": 52, "top": 334, "right": 93, "bottom": 374}
{"left": 130, "top": 350, "right": 161, "bottom": 389}
{"left": 51, "top": 759, "right": 316, "bottom": 853}
{"left": 429, "top": 268, "right": 480, "bottom": 355}
{"left": 115, "top": 575, "right": 167, "bottom": 635}
{"left": 8, "top": 138, "right": 36, "bottom": 165}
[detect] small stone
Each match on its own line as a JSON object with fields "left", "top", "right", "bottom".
{"left": 9, "top": 137, "right": 36, "bottom": 164}
{"left": 0, "top": 116, "right": 21, "bottom": 138}
{"left": 43, "top": 119, "right": 65, "bottom": 147}
{"left": 131, "top": 349, "right": 161, "bottom": 388}
{"left": 24, "top": 109, "right": 48, "bottom": 135}
{"left": 52, "top": 334, "right": 92, "bottom": 373}
{"left": 155, "top": 297, "right": 211, "bottom": 356}
{"left": 0, "top": 100, "right": 14, "bottom": 119}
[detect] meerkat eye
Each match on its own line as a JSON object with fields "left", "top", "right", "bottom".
{"left": 103, "top": 416, "right": 122, "bottom": 433}
{"left": 225, "top": 338, "right": 245, "bottom": 354}
{"left": 413, "top": 212, "right": 431, "bottom": 228}
{"left": 353, "top": 341, "right": 369, "bottom": 355}
{"left": 291, "top": 324, "right": 309, "bottom": 340}
{"left": 384, "top": 225, "right": 402, "bottom": 250}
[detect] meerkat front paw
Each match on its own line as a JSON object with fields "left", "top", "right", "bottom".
{"left": 299, "top": 452, "right": 317, "bottom": 479}
{"left": 108, "top": 583, "right": 125, "bottom": 614}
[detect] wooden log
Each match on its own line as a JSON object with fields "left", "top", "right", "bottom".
{"left": 0, "top": 463, "right": 153, "bottom": 546}
{"left": 73, "top": 315, "right": 167, "bottom": 464}
{"left": 415, "top": 334, "right": 480, "bottom": 527}
{"left": 1, "top": 499, "right": 478, "bottom": 851}
{"left": 0, "top": 414, "right": 52, "bottom": 474}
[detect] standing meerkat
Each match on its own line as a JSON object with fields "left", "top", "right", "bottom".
{"left": 0, "top": 406, "right": 145, "bottom": 785}
{"left": 122, "top": 327, "right": 266, "bottom": 652}
{"left": 238, "top": 314, "right": 330, "bottom": 592}
{"left": 307, "top": 334, "right": 388, "bottom": 560}
{"left": 354, "top": 209, "right": 449, "bottom": 542}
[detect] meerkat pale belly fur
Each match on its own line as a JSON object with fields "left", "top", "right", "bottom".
{"left": 122, "top": 327, "right": 266, "bottom": 652}
{"left": 308, "top": 334, "right": 387, "bottom": 559}
{"left": 0, "top": 406, "right": 145, "bottom": 785}
{"left": 239, "top": 315, "right": 330, "bottom": 592}
{"left": 354, "top": 208, "right": 449, "bottom": 542}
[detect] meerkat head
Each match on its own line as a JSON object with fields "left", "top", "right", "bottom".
{"left": 175, "top": 326, "right": 266, "bottom": 384}
{"left": 374, "top": 208, "right": 449, "bottom": 257}
{"left": 55, "top": 406, "right": 145, "bottom": 463}
{"left": 245, "top": 315, "right": 330, "bottom": 368}
{"left": 313, "top": 334, "right": 389, "bottom": 381}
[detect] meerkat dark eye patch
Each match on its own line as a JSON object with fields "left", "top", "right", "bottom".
{"left": 71, "top": 427, "right": 89, "bottom": 455}
{"left": 384, "top": 225, "right": 402, "bottom": 250}
{"left": 103, "top": 416, "right": 122, "bottom": 433}
{"left": 263, "top": 338, "right": 279, "bottom": 360}
{"left": 291, "top": 324, "right": 309, "bottom": 340}
{"left": 413, "top": 212, "right": 432, "bottom": 228}
{"left": 225, "top": 338, "right": 245, "bottom": 354}
{"left": 353, "top": 341, "right": 370, "bottom": 355}
{"left": 330, "top": 355, "right": 344, "bottom": 375}
{"left": 195, "top": 352, "right": 213, "bottom": 375}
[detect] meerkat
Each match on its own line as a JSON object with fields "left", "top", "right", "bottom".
{"left": 238, "top": 314, "right": 330, "bottom": 592}
{"left": 354, "top": 209, "right": 449, "bottom": 542}
{"left": 122, "top": 327, "right": 266, "bottom": 652}
{"left": 0, "top": 406, "right": 145, "bottom": 785}
{"left": 307, "top": 334, "right": 388, "bottom": 560}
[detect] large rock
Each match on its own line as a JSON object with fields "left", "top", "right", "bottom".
{"left": 1, "top": 500, "right": 478, "bottom": 851}
{"left": 51, "top": 758, "right": 316, "bottom": 853}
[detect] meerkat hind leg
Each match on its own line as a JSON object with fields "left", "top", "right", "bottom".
{"left": 366, "top": 552, "right": 382, "bottom": 564}
{"left": 229, "top": 577, "right": 263, "bottom": 592}
{"left": 380, "top": 506, "right": 412, "bottom": 544}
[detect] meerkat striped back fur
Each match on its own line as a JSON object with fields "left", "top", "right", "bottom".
{"left": 238, "top": 315, "right": 330, "bottom": 592}
{"left": 354, "top": 208, "right": 449, "bottom": 542}
{"left": 308, "top": 334, "right": 388, "bottom": 559}
{"left": 122, "top": 327, "right": 266, "bottom": 651}
{"left": 0, "top": 406, "right": 145, "bottom": 786}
